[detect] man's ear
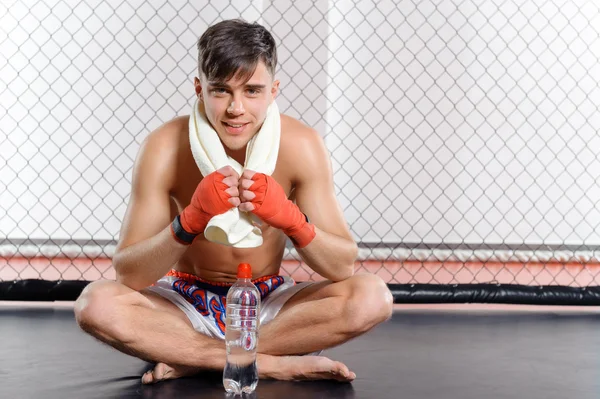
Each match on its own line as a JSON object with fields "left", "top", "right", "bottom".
{"left": 194, "top": 77, "right": 203, "bottom": 100}
{"left": 271, "top": 79, "right": 280, "bottom": 101}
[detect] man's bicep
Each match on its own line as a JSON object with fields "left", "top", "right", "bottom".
{"left": 116, "top": 138, "right": 174, "bottom": 251}
{"left": 294, "top": 134, "right": 353, "bottom": 240}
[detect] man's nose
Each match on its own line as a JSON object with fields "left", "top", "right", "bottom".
{"left": 227, "top": 95, "right": 245, "bottom": 115}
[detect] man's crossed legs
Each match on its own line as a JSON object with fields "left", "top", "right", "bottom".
{"left": 74, "top": 273, "right": 393, "bottom": 384}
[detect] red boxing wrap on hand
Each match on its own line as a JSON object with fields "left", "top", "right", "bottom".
{"left": 249, "top": 173, "right": 316, "bottom": 248}
{"left": 178, "top": 171, "right": 233, "bottom": 236}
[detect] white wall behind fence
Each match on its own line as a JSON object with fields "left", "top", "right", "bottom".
{"left": 1, "top": 0, "right": 599, "bottom": 250}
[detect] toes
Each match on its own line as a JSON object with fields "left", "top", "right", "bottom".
{"left": 142, "top": 370, "right": 154, "bottom": 385}
{"left": 333, "top": 361, "right": 355, "bottom": 381}
{"left": 141, "top": 363, "right": 171, "bottom": 385}
{"left": 334, "top": 361, "right": 349, "bottom": 375}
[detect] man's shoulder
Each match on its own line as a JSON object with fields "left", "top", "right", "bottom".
{"left": 132, "top": 115, "right": 192, "bottom": 191}
{"left": 138, "top": 115, "right": 190, "bottom": 159}
{"left": 138, "top": 116, "right": 189, "bottom": 170}
{"left": 280, "top": 113, "right": 323, "bottom": 152}
{"left": 279, "top": 113, "right": 330, "bottom": 180}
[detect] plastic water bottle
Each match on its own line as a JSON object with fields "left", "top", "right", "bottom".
{"left": 223, "top": 263, "right": 260, "bottom": 395}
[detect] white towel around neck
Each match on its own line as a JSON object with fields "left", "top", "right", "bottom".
{"left": 188, "top": 97, "right": 281, "bottom": 248}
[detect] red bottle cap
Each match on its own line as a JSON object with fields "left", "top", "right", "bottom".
{"left": 237, "top": 263, "right": 252, "bottom": 279}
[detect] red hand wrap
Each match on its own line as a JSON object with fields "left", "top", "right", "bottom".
{"left": 249, "top": 173, "right": 316, "bottom": 248}
{"left": 178, "top": 171, "right": 233, "bottom": 236}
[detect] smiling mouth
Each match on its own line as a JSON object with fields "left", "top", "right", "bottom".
{"left": 223, "top": 122, "right": 247, "bottom": 128}
{"left": 222, "top": 121, "right": 250, "bottom": 135}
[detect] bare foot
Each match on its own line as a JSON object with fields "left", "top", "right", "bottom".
{"left": 141, "top": 362, "right": 200, "bottom": 384}
{"left": 259, "top": 355, "right": 356, "bottom": 382}
{"left": 142, "top": 355, "right": 356, "bottom": 384}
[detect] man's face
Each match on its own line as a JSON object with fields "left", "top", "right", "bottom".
{"left": 195, "top": 61, "right": 279, "bottom": 151}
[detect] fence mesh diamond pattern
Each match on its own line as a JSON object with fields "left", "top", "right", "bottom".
{"left": 1, "top": 0, "right": 600, "bottom": 287}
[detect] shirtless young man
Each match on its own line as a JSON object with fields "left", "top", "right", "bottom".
{"left": 74, "top": 19, "right": 393, "bottom": 384}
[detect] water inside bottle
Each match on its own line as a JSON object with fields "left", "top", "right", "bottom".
{"left": 223, "top": 300, "right": 259, "bottom": 394}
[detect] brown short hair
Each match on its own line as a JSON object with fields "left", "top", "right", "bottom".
{"left": 197, "top": 19, "right": 277, "bottom": 83}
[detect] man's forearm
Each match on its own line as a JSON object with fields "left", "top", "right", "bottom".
{"left": 294, "top": 227, "right": 357, "bottom": 282}
{"left": 113, "top": 225, "right": 189, "bottom": 291}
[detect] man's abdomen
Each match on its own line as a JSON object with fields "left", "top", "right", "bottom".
{"left": 175, "top": 229, "right": 287, "bottom": 283}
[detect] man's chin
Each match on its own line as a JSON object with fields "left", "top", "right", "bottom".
{"left": 220, "top": 136, "right": 251, "bottom": 151}
{"left": 218, "top": 131, "right": 257, "bottom": 151}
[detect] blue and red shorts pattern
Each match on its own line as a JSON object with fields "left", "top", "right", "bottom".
{"left": 163, "top": 270, "right": 286, "bottom": 336}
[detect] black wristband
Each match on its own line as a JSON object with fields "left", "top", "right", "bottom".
{"left": 171, "top": 215, "right": 198, "bottom": 245}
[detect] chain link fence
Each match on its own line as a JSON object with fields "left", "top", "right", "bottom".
{"left": 1, "top": 0, "right": 600, "bottom": 288}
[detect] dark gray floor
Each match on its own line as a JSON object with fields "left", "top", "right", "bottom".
{"left": 2, "top": 305, "right": 600, "bottom": 399}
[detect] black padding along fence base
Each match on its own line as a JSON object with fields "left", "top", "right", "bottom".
{"left": 3, "top": 280, "right": 600, "bottom": 305}
{"left": 0, "top": 279, "right": 91, "bottom": 301}
{"left": 390, "top": 284, "right": 600, "bottom": 306}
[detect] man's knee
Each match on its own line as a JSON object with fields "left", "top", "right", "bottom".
{"left": 342, "top": 273, "right": 393, "bottom": 334}
{"left": 74, "top": 280, "right": 128, "bottom": 335}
